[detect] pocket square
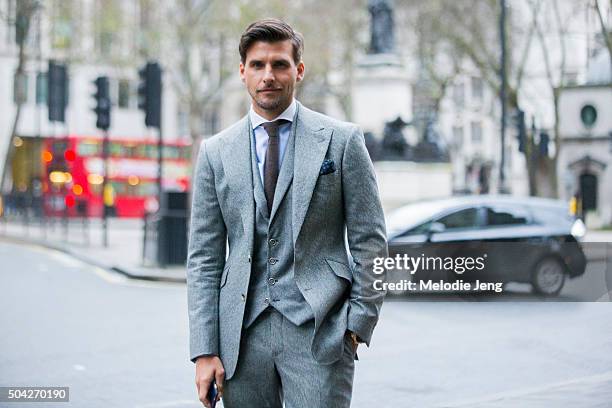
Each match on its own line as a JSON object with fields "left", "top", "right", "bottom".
{"left": 319, "top": 159, "right": 336, "bottom": 175}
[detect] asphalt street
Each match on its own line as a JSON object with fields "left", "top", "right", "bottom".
{"left": 1, "top": 240, "right": 611, "bottom": 407}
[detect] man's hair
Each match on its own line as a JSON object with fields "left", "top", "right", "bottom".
{"left": 239, "top": 18, "right": 304, "bottom": 65}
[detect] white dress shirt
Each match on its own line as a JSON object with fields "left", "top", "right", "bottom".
{"left": 249, "top": 99, "right": 297, "bottom": 182}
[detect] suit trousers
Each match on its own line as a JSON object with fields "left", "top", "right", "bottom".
{"left": 222, "top": 308, "right": 355, "bottom": 408}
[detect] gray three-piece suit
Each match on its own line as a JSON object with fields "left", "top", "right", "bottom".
{"left": 187, "top": 101, "right": 388, "bottom": 407}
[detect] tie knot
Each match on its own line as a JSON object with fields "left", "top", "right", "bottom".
{"left": 262, "top": 119, "right": 289, "bottom": 137}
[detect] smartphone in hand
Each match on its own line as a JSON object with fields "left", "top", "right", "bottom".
{"left": 207, "top": 381, "right": 218, "bottom": 408}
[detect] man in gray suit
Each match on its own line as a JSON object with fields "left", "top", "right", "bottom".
{"left": 187, "top": 18, "right": 387, "bottom": 408}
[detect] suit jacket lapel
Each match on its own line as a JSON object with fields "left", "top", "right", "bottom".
{"left": 292, "top": 104, "right": 333, "bottom": 247}
{"left": 269, "top": 111, "right": 298, "bottom": 223}
{"left": 250, "top": 129, "right": 269, "bottom": 220}
{"left": 219, "top": 116, "right": 255, "bottom": 246}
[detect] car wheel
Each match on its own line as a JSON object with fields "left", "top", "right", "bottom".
{"left": 531, "top": 257, "right": 566, "bottom": 296}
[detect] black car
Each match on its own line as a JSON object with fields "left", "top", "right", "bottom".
{"left": 385, "top": 195, "right": 587, "bottom": 296}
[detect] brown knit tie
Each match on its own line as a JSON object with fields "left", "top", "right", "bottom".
{"left": 263, "top": 119, "right": 288, "bottom": 213}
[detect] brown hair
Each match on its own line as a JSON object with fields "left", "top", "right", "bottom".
{"left": 239, "top": 18, "right": 304, "bottom": 65}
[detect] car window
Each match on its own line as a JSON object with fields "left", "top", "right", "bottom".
{"left": 485, "top": 205, "right": 530, "bottom": 226}
{"left": 386, "top": 202, "right": 451, "bottom": 236}
{"left": 392, "top": 221, "right": 431, "bottom": 238}
{"left": 409, "top": 221, "right": 433, "bottom": 234}
{"left": 435, "top": 208, "right": 480, "bottom": 230}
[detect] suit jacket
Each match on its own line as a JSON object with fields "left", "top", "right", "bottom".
{"left": 187, "top": 101, "right": 388, "bottom": 379}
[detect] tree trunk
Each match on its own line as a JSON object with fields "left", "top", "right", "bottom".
{"left": 1, "top": 55, "right": 27, "bottom": 195}
{"left": 0, "top": 1, "right": 38, "bottom": 195}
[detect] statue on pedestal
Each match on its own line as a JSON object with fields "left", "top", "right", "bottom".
{"left": 368, "top": 0, "right": 395, "bottom": 54}
{"left": 380, "top": 116, "right": 410, "bottom": 160}
{"left": 412, "top": 115, "right": 450, "bottom": 163}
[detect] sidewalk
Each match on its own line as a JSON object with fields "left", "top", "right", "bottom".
{"left": 440, "top": 371, "right": 612, "bottom": 408}
{"left": 0, "top": 216, "right": 186, "bottom": 283}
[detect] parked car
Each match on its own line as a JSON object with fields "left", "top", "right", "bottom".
{"left": 385, "top": 195, "right": 587, "bottom": 296}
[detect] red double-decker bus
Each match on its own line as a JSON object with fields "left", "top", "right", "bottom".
{"left": 42, "top": 136, "right": 191, "bottom": 218}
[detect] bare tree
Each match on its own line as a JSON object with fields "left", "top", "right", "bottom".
{"left": 525, "top": 0, "right": 589, "bottom": 197}
{"left": 161, "top": 0, "right": 231, "bottom": 140}
{"left": 0, "top": 0, "right": 41, "bottom": 195}
{"left": 412, "top": 2, "right": 464, "bottom": 117}
{"left": 593, "top": 0, "right": 612, "bottom": 69}
{"left": 299, "top": 0, "right": 368, "bottom": 119}
{"left": 397, "top": 0, "right": 580, "bottom": 197}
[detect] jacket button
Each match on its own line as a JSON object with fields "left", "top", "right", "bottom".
{"left": 268, "top": 278, "right": 276, "bottom": 285}
{"left": 269, "top": 239, "right": 278, "bottom": 246}
{"left": 264, "top": 297, "right": 270, "bottom": 304}
{"left": 268, "top": 257, "right": 278, "bottom": 265}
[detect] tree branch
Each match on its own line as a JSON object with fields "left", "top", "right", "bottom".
{"left": 594, "top": 0, "right": 612, "bottom": 68}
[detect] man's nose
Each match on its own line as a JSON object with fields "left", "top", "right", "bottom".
{"left": 263, "top": 66, "right": 275, "bottom": 82}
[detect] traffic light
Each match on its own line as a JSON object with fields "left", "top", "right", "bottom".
{"left": 48, "top": 61, "right": 68, "bottom": 122}
{"left": 92, "top": 76, "right": 111, "bottom": 130}
{"left": 514, "top": 109, "right": 526, "bottom": 153}
{"left": 138, "top": 62, "right": 162, "bottom": 128}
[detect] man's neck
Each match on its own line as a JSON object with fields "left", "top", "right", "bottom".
{"left": 252, "top": 98, "right": 293, "bottom": 121}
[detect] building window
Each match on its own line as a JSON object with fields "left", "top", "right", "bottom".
{"left": 471, "top": 121, "right": 482, "bottom": 143}
{"left": 471, "top": 76, "right": 483, "bottom": 104}
{"left": 204, "top": 109, "right": 219, "bottom": 135}
{"left": 118, "top": 79, "right": 131, "bottom": 109}
{"left": 178, "top": 108, "right": 189, "bottom": 137}
{"left": 95, "top": 0, "right": 121, "bottom": 56}
{"left": 36, "top": 72, "right": 47, "bottom": 105}
{"left": 51, "top": 0, "right": 73, "bottom": 50}
{"left": 453, "top": 82, "right": 465, "bottom": 108}
{"left": 13, "top": 71, "right": 29, "bottom": 104}
{"left": 452, "top": 126, "right": 463, "bottom": 148}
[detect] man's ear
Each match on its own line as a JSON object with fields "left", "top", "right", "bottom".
{"left": 239, "top": 63, "right": 245, "bottom": 82}
{"left": 296, "top": 61, "right": 305, "bottom": 82}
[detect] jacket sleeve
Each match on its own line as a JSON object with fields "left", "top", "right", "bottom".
{"left": 186, "top": 140, "right": 227, "bottom": 362}
{"left": 342, "top": 126, "right": 388, "bottom": 346}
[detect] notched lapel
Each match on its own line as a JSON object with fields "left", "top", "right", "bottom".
{"left": 219, "top": 117, "right": 255, "bottom": 242}
{"left": 269, "top": 119, "right": 297, "bottom": 222}
{"left": 292, "top": 116, "right": 333, "bottom": 247}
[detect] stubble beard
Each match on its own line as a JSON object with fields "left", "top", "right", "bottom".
{"left": 251, "top": 88, "right": 291, "bottom": 114}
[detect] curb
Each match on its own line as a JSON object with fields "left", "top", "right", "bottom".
{"left": 0, "top": 233, "right": 186, "bottom": 284}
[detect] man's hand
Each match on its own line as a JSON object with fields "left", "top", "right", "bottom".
{"left": 195, "top": 355, "right": 225, "bottom": 407}
{"left": 348, "top": 331, "right": 361, "bottom": 354}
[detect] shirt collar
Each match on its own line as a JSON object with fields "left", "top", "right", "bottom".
{"left": 249, "top": 99, "right": 297, "bottom": 130}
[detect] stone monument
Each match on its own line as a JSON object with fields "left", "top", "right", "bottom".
{"left": 368, "top": 0, "right": 395, "bottom": 54}
{"left": 352, "top": 0, "right": 412, "bottom": 139}
{"left": 351, "top": 0, "right": 452, "bottom": 206}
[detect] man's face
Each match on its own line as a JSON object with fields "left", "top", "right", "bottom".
{"left": 240, "top": 40, "right": 305, "bottom": 119}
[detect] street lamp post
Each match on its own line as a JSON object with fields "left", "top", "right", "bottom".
{"left": 499, "top": 0, "right": 508, "bottom": 193}
{"left": 92, "top": 76, "right": 111, "bottom": 247}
